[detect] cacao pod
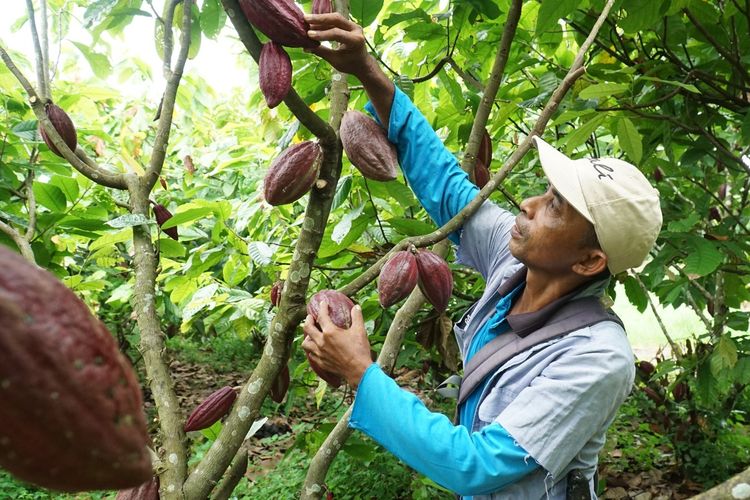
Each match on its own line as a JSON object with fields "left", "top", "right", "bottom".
{"left": 642, "top": 386, "right": 664, "bottom": 405}
{"left": 473, "top": 158, "right": 490, "bottom": 189}
{"left": 184, "top": 386, "right": 237, "bottom": 432}
{"left": 709, "top": 206, "right": 721, "bottom": 222}
{"left": 672, "top": 382, "right": 689, "bottom": 402}
{"left": 238, "top": 0, "right": 319, "bottom": 48}
{"left": 312, "top": 0, "right": 332, "bottom": 14}
{"left": 637, "top": 360, "right": 655, "bottom": 378}
{"left": 259, "top": 42, "right": 292, "bottom": 109}
{"left": 271, "top": 280, "right": 284, "bottom": 307}
{"left": 0, "top": 246, "right": 151, "bottom": 492}
{"left": 159, "top": 176, "right": 168, "bottom": 190}
{"left": 264, "top": 141, "right": 322, "bottom": 205}
{"left": 653, "top": 168, "right": 663, "bottom": 182}
{"left": 415, "top": 250, "right": 453, "bottom": 313}
{"left": 38, "top": 102, "right": 78, "bottom": 157}
{"left": 340, "top": 110, "right": 399, "bottom": 181}
{"left": 152, "top": 203, "right": 179, "bottom": 241}
{"left": 116, "top": 477, "right": 160, "bottom": 500}
{"left": 478, "top": 128, "right": 492, "bottom": 167}
{"left": 377, "top": 251, "right": 418, "bottom": 307}
{"left": 306, "top": 290, "right": 356, "bottom": 387}
{"left": 270, "top": 364, "right": 290, "bottom": 403}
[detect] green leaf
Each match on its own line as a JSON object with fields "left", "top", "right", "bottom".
{"left": 388, "top": 217, "right": 435, "bottom": 237}
{"left": 683, "top": 238, "right": 723, "bottom": 276}
{"left": 349, "top": 0, "right": 383, "bottom": 26}
{"left": 49, "top": 175, "right": 79, "bottom": 202}
{"left": 404, "top": 23, "right": 444, "bottom": 42}
{"left": 637, "top": 76, "right": 700, "bottom": 93}
{"left": 71, "top": 41, "right": 112, "bottom": 79}
{"left": 741, "top": 110, "right": 750, "bottom": 143}
{"left": 332, "top": 205, "right": 365, "bottom": 245}
{"left": 89, "top": 228, "right": 131, "bottom": 251}
{"left": 578, "top": 82, "right": 629, "bottom": 100}
{"left": 735, "top": 357, "right": 750, "bottom": 385}
{"left": 159, "top": 206, "right": 214, "bottom": 229}
{"left": 331, "top": 175, "right": 352, "bottom": 211}
{"left": 620, "top": 0, "right": 667, "bottom": 33}
{"left": 200, "top": 0, "right": 226, "bottom": 39}
{"left": 536, "top": 0, "right": 578, "bottom": 35}
{"left": 33, "top": 183, "right": 67, "bottom": 212}
{"left": 107, "top": 213, "right": 152, "bottom": 229}
{"left": 11, "top": 120, "right": 38, "bottom": 141}
{"left": 158, "top": 238, "right": 185, "bottom": 258}
{"left": 248, "top": 241, "right": 274, "bottom": 266}
{"left": 617, "top": 117, "right": 643, "bottom": 164}
{"left": 622, "top": 275, "right": 648, "bottom": 312}
{"left": 563, "top": 113, "right": 607, "bottom": 154}
{"left": 710, "top": 336, "right": 738, "bottom": 377}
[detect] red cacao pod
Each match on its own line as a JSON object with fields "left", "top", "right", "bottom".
{"left": 478, "top": 128, "right": 492, "bottom": 167}
{"left": 642, "top": 386, "right": 664, "bottom": 405}
{"left": 378, "top": 251, "right": 418, "bottom": 307}
{"left": 264, "top": 141, "right": 322, "bottom": 205}
{"left": 312, "top": 0, "right": 332, "bottom": 14}
{"left": 415, "top": 250, "right": 453, "bottom": 313}
{"left": 39, "top": 102, "right": 78, "bottom": 157}
{"left": 152, "top": 203, "right": 178, "bottom": 241}
{"left": 116, "top": 476, "right": 159, "bottom": 500}
{"left": 340, "top": 110, "right": 399, "bottom": 181}
{"left": 238, "top": 0, "right": 319, "bottom": 48}
{"left": 0, "top": 246, "right": 151, "bottom": 492}
{"left": 184, "top": 386, "right": 237, "bottom": 432}
{"left": 473, "top": 158, "right": 490, "bottom": 189}
{"left": 653, "top": 168, "right": 663, "bottom": 182}
{"left": 709, "top": 206, "right": 721, "bottom": 222}
{"left": 637, "top": 360, "right": 655, "bottom": 378}
{"left": 271, "top": 280, "right": 284, "bottom": 307}
{"left": 672, "top": 382, "right": 689, "bottom": 402}
{"left": 259, "top": 42, "right": 292, "bottom": 109}
{"left": 270, "top": 364, "right": 290, "bottom": 403}
{"left": 306, "top": 290, "right": 356, "bottom": 387}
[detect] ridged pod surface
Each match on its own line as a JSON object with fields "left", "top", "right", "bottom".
{"left": 474, "top": 158, "right": 490, "bottom": 189}
{"left": 415, "top": 250, "right": 453, "bottom": 313}
{"left": 264, "top": 141, "right": 322, "bottom": 205}
{"left": 184, "top": 386, "right": 237, "bottom": 432}
{"left": 305, "top": 290, "right": 356, "bottom": 387}
{"left": 340, "top": 110, "right": 398, "bottom": 181}
{"left": 312, "top": 0, "right": 332, "bottom": 14}
{"left": 116, "top": 477, "right": 160, "bottom": 500}
{"left": 39, "top": 102, "right": 78, "bottom": 157}
{"left": 0, "top": 246, "right": 151, "bottom": 492}
{"left": 377, "top": 251, "right": 418, "bottom": 307}
{"left": 238, "top": 0, "right": 319, "bottom": 48}
{"left": 478, "top": 128, "right": 492, "bottom": 166}
{"left": 152, "top": 204, "right": 178, "bottom": 241}
{"left": 259, "top": 42, "right": 292, "bottom": 108}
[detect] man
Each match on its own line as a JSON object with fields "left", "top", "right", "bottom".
{"left": 301, "top": 13, "right": 662, "bottom": 499}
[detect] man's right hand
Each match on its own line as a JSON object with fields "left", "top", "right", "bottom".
{"left": 304, "top": 13, "right": 372, "bottom": 78}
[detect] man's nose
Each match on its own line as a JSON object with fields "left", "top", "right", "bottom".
{"left": 519, "top": 195, "right": 540, "bottom": 217}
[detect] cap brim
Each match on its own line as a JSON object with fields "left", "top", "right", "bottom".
{"left": 532, "top": 136, "right": 594, "bottom": 224}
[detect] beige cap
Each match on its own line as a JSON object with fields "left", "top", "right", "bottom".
{"left": 532, "top": 137, "right": 662, "bottom": 275}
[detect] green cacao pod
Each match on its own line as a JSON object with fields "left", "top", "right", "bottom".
{"left": 263, "top": 141, "right": 322, "bottom": 205}
{"left": 259, "top": 42, "right": 292, "bottom": 109}
{"left": 340, "top": 110, "right": 398, "bottom": 181}
{"left": 239, "top": 0, "right": 319, "bottom": 48}
{"left": 0, "top": 245, "right": 151, "bottom": 492}
{"left": 184, "top": 386, "right": 237, "bottom": 432}
{"left": 415, "top": 250, "right": 453, "bottom": 313}
{"left": 306, "top": 290, "right": 356, "bottom": 387}
{"left": 116, "top": 477, "right": 159, "bottom": 500}
{"left": 378, "top": 251, "right": 418, "bottom": 307}
{"left": 38, "top": 102, "right": 78, "bottom": 157}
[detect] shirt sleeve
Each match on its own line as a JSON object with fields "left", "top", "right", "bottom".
{"left": 496, "top": 324, "right": 636, "bottom": 479}
{"left": 349, "top": 363, "right": 538, "bottom": 496}
{"left": 365, "top": 88, "right": 479, "bottom": 243}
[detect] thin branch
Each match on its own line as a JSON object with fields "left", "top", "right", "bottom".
{"left": 446, "top": 55, "right": 483, "bottom": 91}
{"left": 632, "top": 272, "right": 682, "bottom": 359}
{"left": 40, "top": 0, "right": 50, "bottom": 94}
{"left": 209, "top": 446, "right": 248, "bottom": 500}
{"left": 684, "top": 8, "right": 749, "bottom": 86}
{"left": 362, "top": 178, "right": 389, "bottom": 245}
{"left": 0, "top": 220, "right": 35, "bottom": 263}
{"left": 25, "top": 0, "right": 48, "bottom": 99}
{"left": 23, "top": 167, "right": 37, "bottom": 241}
{"left": 161, "top": 0, "right": 181, "bottom": 79}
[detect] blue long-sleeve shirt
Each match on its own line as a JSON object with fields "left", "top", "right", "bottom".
{"left": 347, "top": 87, "right": 539, "bottom": 496}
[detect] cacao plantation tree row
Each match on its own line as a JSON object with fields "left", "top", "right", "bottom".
{"left": 0, "top": 0, "right": 748, "bottom": 498}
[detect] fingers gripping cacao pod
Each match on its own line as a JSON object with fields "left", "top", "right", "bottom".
{"left": 116, "top": 476, "right": 160, "bottom": 500}
{"left": 38, "top": 102, "right": 78, "bottom": 157}
{"left": 415, "top": 250, "right": 453, "bottom": 313}
{"left": 378, "top": 251, "right": 418, "bottom": 307}
{"left": 264, "top": 141, "right": 322, "bottom": 205}
{"left": 305, "top": 290, "right": 356, "bottom": 387}
{"left": 340, "top": 111, "right": 399, "bottom": 181}
{"left": 239, "top": 0, "right": 319, "bottom": 48}
{"left": 259, "top": 42, "right": 292, "bottom": 109}
{"left": 312, "top": 0, "right": 333, "bottom": 14}
{"left": 0, "top": 246, "right": 151, "bottom": 492}
{"left": 152, "top": 203, "right": 179, "bottom": 241}
{"left": 184, "top": 386, "right": 237, "bottom": 432}
{"left": 473, "top": 158, "right": 490, "bottom": 189}
{"left": 270, "top": 364, "right": 290, "bottom": 403}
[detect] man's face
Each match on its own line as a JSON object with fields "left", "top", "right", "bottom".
{"left": 509, "top": 184, "right": 597, "bottom": 275}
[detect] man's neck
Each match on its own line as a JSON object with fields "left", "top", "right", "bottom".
{"left": 510, "top": 269, "right": 590, "bottom": 315}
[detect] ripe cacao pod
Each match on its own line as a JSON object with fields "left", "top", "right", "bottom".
{"left": 152, "top": 203, "right": 178, "bottom": 241}
{"left": 378, "top": 251, "right": 418, "bottom": 307}
{"left": 184, "top": 386, "right": 237, "bottom": 432}
{"left": 340, "top": 110, "right": 399, "bottom": 181}
{"left": 116, "top": 476, "right": 159, "bottom": 500}
{"left": 415, "top": 250, "right": 453, "bottom": 313}
{"left": 264, "top": 141, "right": 322, "bottom": 205}
{"left": 270, "top": 364, "right": 290, "bottom": 403}
{"left": 653, "top": 168, "right": 663, "bottom": 182}
{"left": 238, "top": 0, "right": 319, "bottom": 48}
{"left": 473, "top": 158, "right": 490, "bottom": 189}
{"left": 478, "top": 128, "right": 492, "bottom": 167}
{"left": 38, "top": 102, "right": 78, "bottom": 157}
{"left": 0, "top": 246, "right": 151, "bottom": 492}
{"left": 709, "top": 207, "right": 721, "bottom": 222}
{"left": 672, "top": 382, "right": 689, "bottom": 402}
{"left": 259, "top": 42, "right": 292, "bottom": 109}
{"left": 637, "top": 360, "right": 655, "bottom": 378}
{"left": 306, "top": 290, "right": 356, "bottom": 387}
{"left": 312, "top": 0, "right": 332, "bottom": 14}
{"left": 642, "top": 386, "right": 664, "bottom": 405}
{"left": 271, "top": 280, "right": 284, "bottom": 307}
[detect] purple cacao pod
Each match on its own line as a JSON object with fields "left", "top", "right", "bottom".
{"left": 184, "top": 386, "right": 237, "bottom": 432}
{"left": 259, "top": 42, "right": 292, "bottom": 109}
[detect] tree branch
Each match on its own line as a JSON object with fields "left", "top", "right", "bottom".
{"left": 25, "top": 0, "right": 48, "bottom": 99}
{"left": 23, "top": 167, "right": 37, "bottom": 241}
{"left": 0, "top": 220, "right": 35, "bottom": 263}
{"left": 684, "top": 8, "right": 749, "bottom": 87}
{"left": 40, "top": 0, "right": 50, "bottom": 95}
{"left": 632, "top": 272, "right": 682, "bottom": 359}
{"left": 209, "top": 446, "right": 248, "bottom": 500}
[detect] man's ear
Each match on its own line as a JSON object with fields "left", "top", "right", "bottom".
{"left": 572, "top": 249, "right": 608, "bottom": 277}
